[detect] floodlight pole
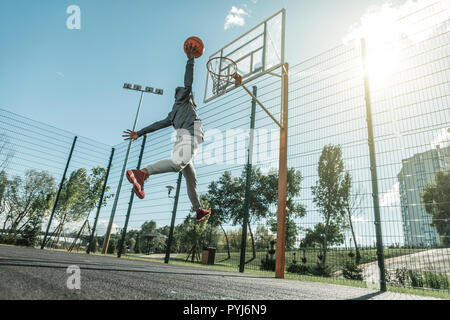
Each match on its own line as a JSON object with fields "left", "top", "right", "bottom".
{"left": 102, "top": 92, "right": 144, "bottom": 254}
{"left": 117, "top": 135, "right": 147, "bottom": 258}
{"left": 102, "top": 84, "right": 163, "bottom": 254}
{"left": 275, "top": 63, "right": 289, "bottom": 279}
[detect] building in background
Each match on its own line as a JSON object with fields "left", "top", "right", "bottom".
{"left": 398, "top": 146, "right": 450, "bottom": 247}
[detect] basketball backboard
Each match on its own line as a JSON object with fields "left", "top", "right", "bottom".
{"left": 204, "top": 9, "right": 286, "bottom": 103}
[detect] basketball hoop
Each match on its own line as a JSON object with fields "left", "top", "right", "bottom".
{"left": 207, "top": 57, "right": 242, "bottom": 96}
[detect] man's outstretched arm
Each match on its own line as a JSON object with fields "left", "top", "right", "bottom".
{"left": 184, "top": 58, "right": 194, "bottom": 92}
{"left": 123, "top": 113, "right": 173, "bottom": 141}
{"left": 137, "top": 113, "right": 173, "bottom": 137}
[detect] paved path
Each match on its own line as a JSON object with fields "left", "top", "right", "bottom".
{"left": 362, "top": 248, "right": 450, "bottom": 285}
{"left": 0, "top": 246, "right": 442, "bottom": 300}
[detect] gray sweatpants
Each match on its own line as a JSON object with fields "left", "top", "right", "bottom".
{"left": 145, "top": 135, "right": 201, "bottom": 211}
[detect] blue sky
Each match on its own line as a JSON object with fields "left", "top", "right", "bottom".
{"left": 0, "top": 0, "right": 398, "bottom": 146}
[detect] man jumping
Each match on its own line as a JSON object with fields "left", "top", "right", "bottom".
{"left": 122, "top": 44, "right": 211, "bottom": 223}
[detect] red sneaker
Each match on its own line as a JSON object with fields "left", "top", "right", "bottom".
{"left": 196, "top": 208, "right": 211, "bottom": 222}
{"left": 126, "top": 170, "right": 148, "bottom": 200}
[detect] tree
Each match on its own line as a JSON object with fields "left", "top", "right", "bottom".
{"left": 264, "top": 168, "right": 306, "bottom": 250}
{"left": 2, "top": 170, "right": 56, "bottom": 240}
{"left": 179, "top": 214, "right": 210, "bottom": 262}
{"left": 17, "top": 214, "right": 43, "bottom": 247}
{"left": 269, "top": 216, "right": 300, "bottom": 250}
{"left": 138, "top": 220, "right": 157, "bottom": 254}
{"left": 203, "top": 167, "right": 305, "bottom": 262}
{"left": 254, "top": 226, "right": 274, "bottom": 250}
{"left": 203, "top": 172, "right": 241, "bottom": 260}
{"left": 303, "top": 223, "right": 345, "bottom": 252}
{"left": 88, "top": 236, "right": 98, "bottom": 253}
{"left": 0, "top": 171, "right": 9, "bottom": 225}
{"left": 51, "top": 167, "right": 110, "bottom": 246}
{"left": 128, "top": 238, "right": 136, "bottom": 253}
{"left": 0, "top": 133, "right": 15, "bottom": 172}
{"left": 312, "top": 145, "right": 348, "bottom": 266}
{"left": 421, "top": 171, "right": 450, "bottom": 246}
{"left": 342, "top": 174, "right": 364, "bottom": 264}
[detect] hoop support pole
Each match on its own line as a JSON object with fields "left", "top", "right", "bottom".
{"left": 275, "top": 62, "right": 289, "bottom": 279}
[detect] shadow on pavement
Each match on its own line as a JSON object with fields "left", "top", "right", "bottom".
{"left": 349, "top": 291, "right": 385, "bottom": 300}
{"left": 0, "top": 259, "right": 273, "bottom": 280}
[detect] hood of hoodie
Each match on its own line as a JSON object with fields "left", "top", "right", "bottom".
{"left": 175, "top": 87, "right": 189, "bottom": 102}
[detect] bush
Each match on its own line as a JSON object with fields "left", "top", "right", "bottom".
{"left": 260, "top": 255, "right": 276, "bottom": 271}
{"left": 424, "top": 272, "right": 449, "bottom": 290}
{"left": 406, "top": 270, "right": 449, "bottom": 290}
{"left": 408, "top": 270, "right": 424, "bottom": 288}
{"left": 310, "top": 263, "right": 333, "bottom": 277}
{"left": 394, "top": 268, "right": 409, "bottom": 286}
{"left": 287, "top": 262, "right": 310, "bottom": 275}
{"left": 107, "top": 240, "right": 117, "bottom": 254}
{"left": 88, "top": 237, "right": 97, "bottom": 253}
{"left": 342, "top": 261, "right": 363, "bottom": 281}
{"left": 0, "top": 234, "right": 16, "bottom": 245}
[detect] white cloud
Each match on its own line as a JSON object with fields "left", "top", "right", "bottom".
{"left": 56, "top": 72, "right": 65, "bottom": 78}
{"left": 431, "top": 128, "right": 450, "bottom": 149}
{"left": 224, "top": 6, "right": 249, "bottom": 30}
{"left": 95, "top": 219, "right": 119, "bottom": 236}
{"left": 380, "top": 182, "right": 400, "bottom": 207}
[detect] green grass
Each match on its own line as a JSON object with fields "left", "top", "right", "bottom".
{"left": 163, "top": 248, "right": 427, "bottom": 274}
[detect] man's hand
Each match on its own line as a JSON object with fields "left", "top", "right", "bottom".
{"left": 122, "top": 129, "right": 139, "bottom": 141}
{"left": 185, "top": 42, "right": 197, "bottom": 60}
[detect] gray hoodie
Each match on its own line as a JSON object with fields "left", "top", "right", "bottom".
{"left": 137, "top": 58, "right": 204, "bottom": 142}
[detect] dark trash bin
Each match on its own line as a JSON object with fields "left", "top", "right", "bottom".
{"left": 201, "top": 247, "right": 216, "bottom": 265}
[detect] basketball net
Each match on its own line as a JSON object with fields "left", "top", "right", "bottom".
{"left": 207, "top": 57, "right": 242, "bottom": 97}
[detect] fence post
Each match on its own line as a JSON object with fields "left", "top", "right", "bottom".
{"left": 87, "top": 147, "right": 115, "bottom": 254}
{"left": 118, "top": 135, "right": 147, "bottom": 258}
{"left": 41, "top": 136, "right": 77, "bottom": 249}
{"left": 361, "top": 38, "right": 386, "bottom": 291}
{"left": 164, "top": 172, "right": 183, "bottom": 264}
{"left": 239, "top": 86, "right": 257, "bottom": 273}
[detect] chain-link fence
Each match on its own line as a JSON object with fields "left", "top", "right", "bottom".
{"left": 1, "top": 0, "right": 449, "bottom": 294}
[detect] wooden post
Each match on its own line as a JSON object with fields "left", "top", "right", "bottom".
{"left": 275, "top": 63, "right": 289, "bottom": 278}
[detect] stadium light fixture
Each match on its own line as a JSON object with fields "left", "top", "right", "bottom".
{"left": 123, "top": 83, "right": 164, "bottom": 95}
{"left": 166, "top": 185, "right": 175, "bottom": 198}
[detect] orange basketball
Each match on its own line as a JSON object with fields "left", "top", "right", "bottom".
{"left": 184, "top": 36, "right": 204, "bottom": 58}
